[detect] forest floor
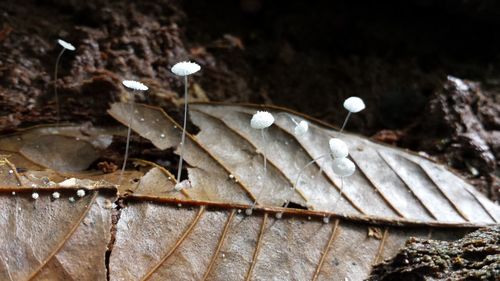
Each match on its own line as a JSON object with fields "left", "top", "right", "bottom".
{"left": 1, "top": 1, "right": 499, "bottom": 279}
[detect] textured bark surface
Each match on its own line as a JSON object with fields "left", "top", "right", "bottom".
{"left": 368, "top": 226, "right": 500, "bottom": 281}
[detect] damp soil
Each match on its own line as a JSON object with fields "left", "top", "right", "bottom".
{"left": 0, "top": 0, "right": 499, "bottom": 200}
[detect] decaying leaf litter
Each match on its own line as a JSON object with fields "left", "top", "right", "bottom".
{"left": 1, "top": 98, "right": 499, "bottom": 280}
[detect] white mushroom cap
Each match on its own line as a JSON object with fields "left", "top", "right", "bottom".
{"left": 329, "top": 138, "right": 349, "bottom": 158}
{"left": 122, "top": 80, "right": 148, "bottom": 91}
{"left": 332, "top": 157, "right": 356, "bottom": 177}
{"left": 76, "top": 189, "right": 86, "bottom": 197}
{"left": 343, "top": 97, "right": 365, "bottom": 113}
{"left": 174, "top": 179, "right": 191, "bottom": 191}
{"left": 250, "top": 111, "right": 274, "bottom": 129}
{"left": 294, "top": 120, "right": 309, "bottom": 136}
{"left": 31, "top": 192, "right": 39, "bottom": 200}
{"left": 171, "top": 61, "right": 201, "bottom": 76}
{"left": 52, "top": 192, "right": 60, "bottom": 199}
{"left": 57, "top": 39, "right": 76, "bottom": 51}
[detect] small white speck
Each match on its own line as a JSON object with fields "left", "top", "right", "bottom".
{"left": 160, "top": 134, "right": 166, "bottom": 138}
{"left": 140, "top": 118, "right": 145, "bottom": 122}
{"left": 52, "top": 192, "right": 60, "bottom": 199}
{"left": 275, "top": 212, "right": 283, "bottom": 219}
{"left": 18, "top": 207, "right": 21, "bottom": 211}
{"left": 31, "top": 183, "right": 37, "bottom": 188}
{"left": 69, "top": 197, "right": 75, "bottom": 202}
{"left": 31, "top": 192, "right": 39, "bottom": 200}
{"left": 155, "top": 118, "right": 160, "bottom": 122}
{"left": 245, "top": 208, "right": 253, "bottom": 216}
{"left": 229, "top": 174, "right": 234, "bottom": 179}
{"left": 76, "top": 189, "right": 85, "bottom": 197}
{"left": 177, "top": 203, "right": 182, "bottom": 207}
{"left": 323, "top": 217, "right": 330, "bottom": 224}
{"left": 307, "top": 216, "right": 311, "bottom": 220}
{"left": 221, "top": 253, "right": 226, "bottom": 258}
{"left": 173, "top": 126, "right": 177, "bottom": 129}
{"left": 8, "top": 170, "right": 13, "bottom": 174}
{"left": 11, "top": 191, "right": 15, "bottom": 195}
{"left": 237, "top": 209, "right": 242, "bottom": 213}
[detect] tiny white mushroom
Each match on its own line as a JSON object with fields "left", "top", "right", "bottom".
{"left": 174, "top": 179, "right": 191, "bottom": 191}
{"left": 119, "top": 80, "right": 148, "bottom": 185}
{"left": 294, "top": 120, "right": 309, "bottom": 136}
{"left": 340, "top": 96, "right": 366, "bottom": 132}
{"left": 171, "top": 61, "right": 201, "bottom": 187}
{"left": 250, "top": 111, "right": 274, "bottom": 129}
{"left": 31, "top": 192, "right": 39, "bottom": 200}
{"left": 11, "top": 191, "right": 16, "bottom": 195}
{"left": 171, "top": 61, "right": 201, "bottom": 76}
{"left": 76, "top": 189, "right": 85, "bottom": 197}
{"left": 54, "top": 39, "right": 76, "bottom": 127}
{"left": 343, "top": 96, "right": 365, "bottom": 113}
{"left": 329, "top": 138, "right": 349, "bottom": 158}
{"left": 52, "top": 192, "right": 60, "bottom": 199}
{"left": 69, "top": 197, "right": 75, "bottom": 202}
{"left": 57, "top": 39, "right": 76, "bottom": 51}
{"left": 332, "top": 157, "right": 356, "bottom": 177}
{"left": 122, "top": 80, "right": 149, "bottom": 91}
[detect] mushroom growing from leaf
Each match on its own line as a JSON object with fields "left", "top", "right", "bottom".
{"left": 120, "top": 80, "right": 148, "bottom": 184}
{"left": 247, "top": 110, "right": 274, "bottom": 214}
{"left": 170, "top": 61, "right": 201, "bottom": 190}
{"left": 340, "top": 96, "right": 365, "bottom": 132}
{"left": 54, "top": 39, "right": 76, "bottom": 126}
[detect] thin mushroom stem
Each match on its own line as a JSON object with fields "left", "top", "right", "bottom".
{"left": 54, "top": 48, "right": 65, "bottom": 127}
{"left": 119, "top": 99, "right": 135, "bottom": 185}
{"left": 176, "top": 75, "right": 189, "bottom": 182}
{"left": 251, "top": 129, "right": 268, "bottom": 209}
{"left": 282, "top": 153, "right": 332, "bottom": 210}
{"left": 276, "top": 112, "right": 299, "bottom": 125}
{"left": 340, "top": 111, "right": 352, "bottom": 133}
{"left": 333, "top": 177, "right": 344, "bottom": 210}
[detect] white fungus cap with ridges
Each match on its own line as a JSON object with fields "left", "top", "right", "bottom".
{"left": 250, "top": 111, "right": 274, "bottom": 129}
{"left": 332, "top": 157, "right": 356, "bottom": 177}
{"left": 57, "top": 39, "right": 76, "bottom": 51}
{"left": 122, "top": 80, "right": 148, "bottom": 91}
{"left": 294, "top": 120, "right": 309, "bottom": 135}
{"left": 343, "top": 96, "right": 365, "bottom": 113}
{"left": 171, "top": 61, "right": 201, "bottom": 76}
{"left": 329, "top": 138, "right": 349, "bottom": 158}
